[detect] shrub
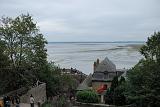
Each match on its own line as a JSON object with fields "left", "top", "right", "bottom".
{"left": 76, "top": 90, "right": 99, "bottom": 103}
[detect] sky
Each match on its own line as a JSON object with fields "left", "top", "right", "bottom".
{"left": 0, "top": 0, "right": 160, "bottom": 42}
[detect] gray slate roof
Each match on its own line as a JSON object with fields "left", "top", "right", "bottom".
{"left": 95, "top": 57, "right": 116, "bottom": 72}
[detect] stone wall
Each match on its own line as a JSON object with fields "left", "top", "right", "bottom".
{"left": 20, "top": 83, "right": 46, "bottom": 104}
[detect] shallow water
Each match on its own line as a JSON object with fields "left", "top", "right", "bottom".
{"left": 46, "top": 42, "right": 143, "bottom": 74}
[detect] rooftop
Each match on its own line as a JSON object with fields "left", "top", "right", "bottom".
{"left": 95, "top": 57, "right": 116, "bottom": 72}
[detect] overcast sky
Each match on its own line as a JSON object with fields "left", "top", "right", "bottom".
{"left": 0, "top": 0, "right": 160, "bottom": 42}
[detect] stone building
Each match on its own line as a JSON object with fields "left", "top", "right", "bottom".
{"left": 92, "top": 57, "right": 124, "bottom": 90}
{"left": 77, "top": 57, "right": 127, "bottom": 103}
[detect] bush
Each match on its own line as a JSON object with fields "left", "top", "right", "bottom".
{"left": 76, "top": 90, "right": 99, "bottom": 103}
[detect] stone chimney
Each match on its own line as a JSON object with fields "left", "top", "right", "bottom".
{"left": 93, "top": 58, "right": 100, "bottom": 72}
{"left": 97, "top": 58, "right": 99, "bottom": 65}
{"left": 93, "top": 61, "right": 97, "bottom": 72}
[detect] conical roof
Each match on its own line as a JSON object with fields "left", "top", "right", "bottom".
{"left": 95, "top": 57, "right": 116, "bottom": 72}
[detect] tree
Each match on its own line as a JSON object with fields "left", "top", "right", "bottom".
{"left": 0, "top": 14, "right": 79, "bottom": 97}
{"left": 140, "top": 32, "right": 160, "bottom": 62}
{"left": 0, "top": 14, "right": 47, "bottom": 94}
{"left": 113, "top": 84, "right": 126, "bottom": 106}
{"left": 38, "top": 62, "right": 78, "bottom": 97}
{"left": 0, "top": 40, "right": 10, "bottom": 68}
{"left": 38, "top": 62, "right": 62, "bottom": 96}
{"left": 125, "top": 32, "right": 160, "bottom": 107}
{"left": 0, "top": 14, "right": 47, "bottom": 69}
{"left": 105, "top": 76, "right": 118, "bottom": 105}
{"left": 110, "top": 76, "right": 119, "bottom": 91}
{"left": 105, "top": 76, "right": 126, "bottom": 105}
{"left": 125, "top": 59, "right": 160, "bottom": 107}
{"left": 113, "top": 76, "right": 126, "bottom": 106}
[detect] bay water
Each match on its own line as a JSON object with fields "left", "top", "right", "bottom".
{"left": 46, "top": 42, "right": 143, "bottom": 74}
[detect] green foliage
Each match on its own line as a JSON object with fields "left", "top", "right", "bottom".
{"left": 38, "top": 62, "right": 61, "bottom": 96}
{"left": 0, "top": 14, "right": 78, "bottom": 97}
{"left": 125, "top": 32, "right": 160, "bottom": 107}
{"left": 119, "top": 76, "right": 125, "bottom": 85}
{"left": 0, "top": 14, "right": 47, "bottom": 94}
{"left": 0, "top": 14, "right": 47, "bottom": 68}
{"left": 140, "top": 32, "right": 160, "bottom": 62}
{"left": 105, "top": 76, "right": 119, "bottom": 105}
{"left": 105, "top": 32, "right": 160, "bottom": 106}
{"left": 113, "top": 83, "right": 126, "bottom": 106}
{"left": 105, "top": 76, "right": 126, "bottom": 106}
{"left": 105, "top": 88, "right": 113, "bottom": 104}
{"left": 57, "top": 96, "right": 67, "bottom": 107}
{"left": 76, "top": 90, "right": 99, "bottom": 103}
{"left": 110, "top": 76, "right": 119, "bottom": 91}
{"left": 0, "top": 41, "right": 10, "bottom": 68}
{"left": 125, "top": 59, "right": 160, "bottom": 107}
{"left": 38, "top": 62, "right": 78, "bottom": 97}
{"left": 0, "top": 68, "right": 37, "bottom": 94}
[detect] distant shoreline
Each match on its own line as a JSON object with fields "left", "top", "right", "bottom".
{"left": 48, "top": 41, "right": 145, "bottom": 44}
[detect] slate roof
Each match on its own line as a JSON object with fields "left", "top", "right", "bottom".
{"left": 95, "top": 57, "right": 116, "bottom": 72}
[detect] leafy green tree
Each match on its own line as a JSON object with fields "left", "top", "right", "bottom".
{"left": 110, "top": 76, "right": 119, "bottom": 91}
{"left": 38, "top": 62, "right": 78, "bottom": 97}
{"left": 0, "top": 14, "right": 47, "bottom": 94}
{"left": 105, "top": 88, "right": 113, "bottom": 104}
{"left": 0, "top": 14, "right": 47, "bottom": 68}
{"left": 113, "top": 76, "right": 126, "bottom": 106}
{"left": 0, "top": 40, "right": 10, "bottom": 68}
{"left": 125, "top": 59, "right": 160, "bottom": 107}
{"left": 140, "top": 32, "right": 160, "bottom": 62}
{"left": 105, "top": 76, "right": 126, "bottom": 105}
{"left": 113, "top": 84, "right": 126, "bottom": 106}
{"left": 105, "top": 76, "right": 119, "bottom": 105}
{"left": 125, "top": 32, "right": 160, "bottom": 107}
{"left": 0, "top": 14, "right": 78, "bottom": 98}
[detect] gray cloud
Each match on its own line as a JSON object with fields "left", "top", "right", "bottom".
{"left": 0, "top": 0, "right": 160, "bottom": 42}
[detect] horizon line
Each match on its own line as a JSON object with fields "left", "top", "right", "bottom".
{"left": 48, "top": 41, "right": 145, "bottom": 43}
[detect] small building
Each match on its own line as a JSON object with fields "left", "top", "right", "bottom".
{"left": 77, "top": 57, "right": 127, "bottom": 103}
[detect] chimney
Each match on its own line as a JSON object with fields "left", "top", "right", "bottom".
{"left": 93, "top": 61, "right": 97, "bottom": 72}
{"left": 93, "top": 58, "right": 100, "bottom": 72}
{"left": 97, "top": 58, "right": 100, "bottom": 65}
